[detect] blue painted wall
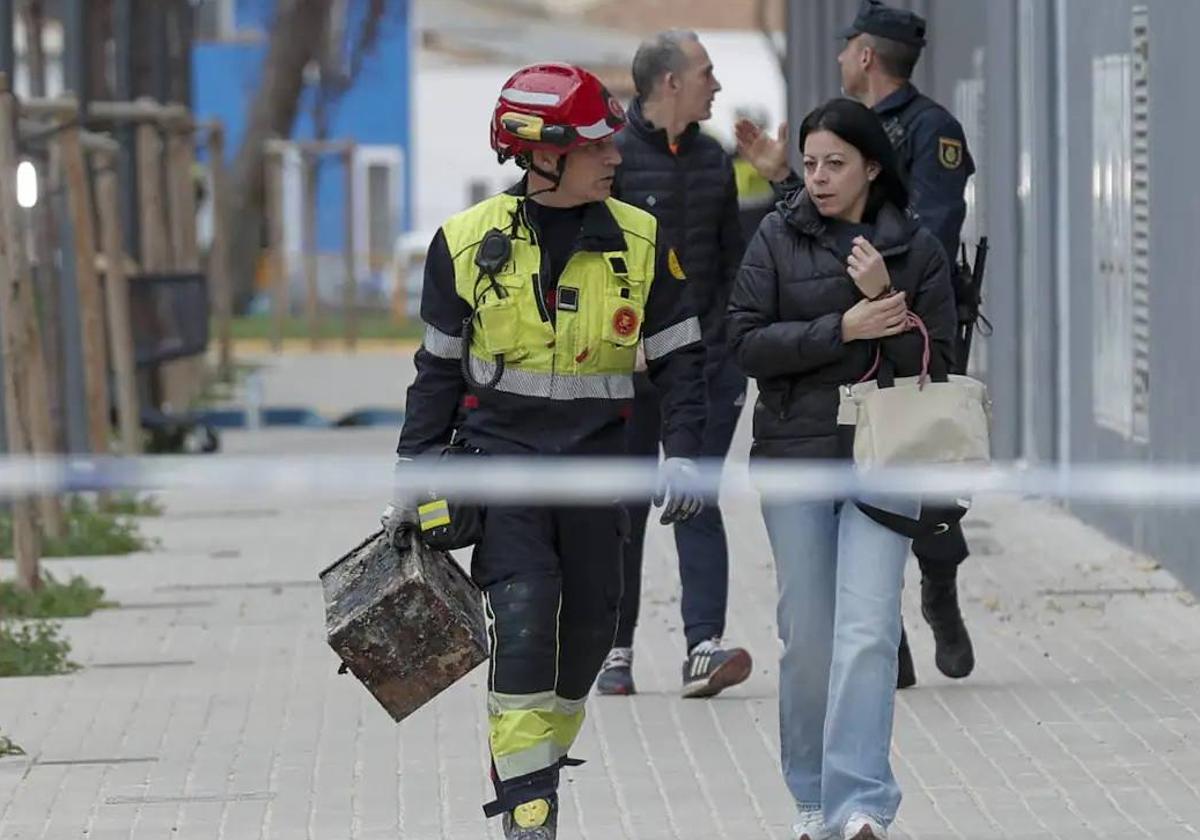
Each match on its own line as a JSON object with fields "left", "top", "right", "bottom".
{"left": 192, "top": 0, "right": 413, "bottom": 250}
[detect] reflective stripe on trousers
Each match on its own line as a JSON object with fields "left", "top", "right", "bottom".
{"left": 487, "top": 690, "right": 588, "bottom": 780}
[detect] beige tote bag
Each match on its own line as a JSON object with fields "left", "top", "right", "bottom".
{"left": 838, "top": 312, "right": 991, "bottom": 467}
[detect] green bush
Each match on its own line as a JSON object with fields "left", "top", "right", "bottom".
{"left": 226, "top": 313, "right": 424, "bottom": 343}
{"left": 0, "top": 573, "right": 113, "bottom": 619}
{"left": 0, "top": 732, "right": 24, "bottom": 757}
{"left": 99, "top": 493, "right": 163, "bottom": 518}
{"left": 0, "top": 496, "right": 154, "bottom": 558}
{"left": 0, "top": 620, "right": 77, "bottom": 677}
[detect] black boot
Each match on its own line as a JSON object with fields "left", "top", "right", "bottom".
{"left": 921, "top": 575, "right": 975, "bottom": 678}
{"left": 897, "top": 624, "right": 916, "bottom": 689}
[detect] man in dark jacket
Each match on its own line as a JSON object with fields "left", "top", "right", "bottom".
{"left": 595, "top": 29, "right": 753, "bottom": 699}
{"left": 734, "top": 0, "right": 978, "bottom": 689}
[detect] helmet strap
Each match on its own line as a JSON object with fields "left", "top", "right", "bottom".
{"left": 525, "top": 154, "right": 567, "bottom": 199}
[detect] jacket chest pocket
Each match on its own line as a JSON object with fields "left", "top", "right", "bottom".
{"left": 603, "top": 286, "right": 645, "bottom": 347}
{"left": 562, "top": 256, "right": 647, "bottom": 364}
{"left": 602, "top": 251, "right": 649, "bottom": 348}
{"left": 473, "top": 273, "right": 532, "bottom": 360}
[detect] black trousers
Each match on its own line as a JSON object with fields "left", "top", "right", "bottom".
{"left": 471, "top": 502, "right": 627, "bottom": 810}
{"left": 472, "top": 503, "right": 626, "bottom": 703}
{"left": 912, "top": 520, "right": 970, "bottom": 583}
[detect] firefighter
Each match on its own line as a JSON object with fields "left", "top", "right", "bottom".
{"left": 382, "top": 63, "right": 707, "bottom": 839}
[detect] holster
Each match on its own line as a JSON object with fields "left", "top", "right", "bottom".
{"left": 855, "top": 498, "right": 971, "bottom": 541}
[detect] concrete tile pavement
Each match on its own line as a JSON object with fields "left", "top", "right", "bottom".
{"left": 1, "top": 355, "right": 1199, "bottom": 838}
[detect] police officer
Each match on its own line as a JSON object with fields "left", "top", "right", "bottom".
{"left": 734, "top": 0, "right": 977, "bottom": 690}
{"left": 383, "top": 64, "right": 706, "bottom": 839}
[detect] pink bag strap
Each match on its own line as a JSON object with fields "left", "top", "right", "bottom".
{"left": 855, "top": 309, "right": 931, "bottom": 388}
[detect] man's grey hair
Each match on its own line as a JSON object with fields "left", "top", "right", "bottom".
{"left": 631, "top": 29, "right": 700, "bottom": 99}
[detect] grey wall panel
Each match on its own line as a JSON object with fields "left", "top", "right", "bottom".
{"left": 980, "top": 0, "right": 1023, "bottom": 460}
{"left": 1134, "top": 0, "right": 1200, "bottom": 591}
{"left": 1016, "top": 0, "right": 1060, "bottom": 462}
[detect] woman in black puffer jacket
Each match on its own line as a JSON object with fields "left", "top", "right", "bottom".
{"left": 727, "top": 99, "right": 955, "bottom": 840}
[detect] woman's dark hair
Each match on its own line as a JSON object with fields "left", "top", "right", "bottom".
{"left": 797, "top": 98, "right": 909, "bottom": 220}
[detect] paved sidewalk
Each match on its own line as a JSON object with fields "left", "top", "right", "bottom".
{"left": 2, "top": 355, "right": 1199, "bottom": 839}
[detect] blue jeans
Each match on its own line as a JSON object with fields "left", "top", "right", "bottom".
{"left": 761, "top": 495, "right": 917, "bottom": 830}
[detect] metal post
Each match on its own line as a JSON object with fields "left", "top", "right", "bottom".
{"left": 115, "top": 0, "right": 140, "bottom": 257}
{"left": 0, "top": 0, "right": 14, "bottom": 79}
{"left": 62, "top": 0, "right": 88, "bottom": 106}
{"left": 178, "top": 0, "right": 195, "bottom": 110}
{"left": 154, "top": 1, "right": 170, "bottom": 104}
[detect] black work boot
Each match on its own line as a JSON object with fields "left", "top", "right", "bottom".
{"left": 897, "top": 624, "right": 916, "bottom": 689}
{"left": 921, "top": 575, "right": 975, "bottom": 678}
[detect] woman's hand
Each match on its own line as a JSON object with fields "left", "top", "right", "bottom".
{"left": 846, "top": 236, "right": 891, "bottom": 299}
{"left": 841, "top": 291, "right": 908, "bottom": 342}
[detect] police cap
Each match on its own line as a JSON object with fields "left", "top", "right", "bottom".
{"left": 838, "top": 0, "right": 927, "bottom": 48}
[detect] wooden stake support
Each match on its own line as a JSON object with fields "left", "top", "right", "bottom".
{"left": 342, "top": 145, "right": 357, "bottom": 350}
{"left": 93, "top": 150, "right": 142, "bottom": 456}
{"left": 207, "top": 124, "right": 233, "bottom": 381}
{"left": 167, "top": 124, "right": 199, "bottom": 271}
{"left": 56, "top": 123, "right": 112, "bottom": 457}
{"left": 15, "top": 193, "right": 66, "bottom": 540}
{"left": 0, "top": 74, "right": 40, "bottom": 588}
{"left": 303, "top": 152, "right": 320, "bottom": 349}
{"left": 20, "top": 96, "right": 191, "bottom": 127}
{"left": 136, "top": 118, "right": 170, "bottom": 272}
{"left": 266, "top": 149, "right": 286, "bottom": 352}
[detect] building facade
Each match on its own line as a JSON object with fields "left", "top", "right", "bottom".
{"left": 787, "top": 0, "right": 1200, "bottom": 592}
{"left": 192, "top": 0, "right": 413, "bottom": 306}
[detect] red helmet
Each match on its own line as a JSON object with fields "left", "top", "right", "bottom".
{"left": 490, "top": 63, "right": 626, "bottom": 162}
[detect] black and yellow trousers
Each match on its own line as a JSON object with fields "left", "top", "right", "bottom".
{"left": 473, "top": 502, "right": 626, "bottom": 814}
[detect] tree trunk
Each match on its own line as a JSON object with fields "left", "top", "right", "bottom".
{"left": 226, "top": 0, "right": 334, "bottom": 311}
{"left": 22, "top": 1, "right": 68, "bottom": 453}
{"left": 22, "top": 1, "right": 47, "bottom": 98}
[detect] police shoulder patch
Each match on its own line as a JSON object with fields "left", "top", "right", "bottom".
{"left": 667, "top": 247, "right": 686, "bottom": 280}
{"left": 938, "top": 136, "right": 964, "bottom": 170}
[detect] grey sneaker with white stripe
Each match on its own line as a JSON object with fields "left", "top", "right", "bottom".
{"left": 680, "top": 637, "right": 753, "bottom": 698}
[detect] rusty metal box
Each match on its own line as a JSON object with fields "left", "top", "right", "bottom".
{"left": 320, "top": 530, "right": 488, "bottom": 722}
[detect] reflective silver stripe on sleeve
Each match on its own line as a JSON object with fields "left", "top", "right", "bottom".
{"left": 423, "top": 325, "right": 463, "bottom": 359}
{"left": 466, "top": 357, "right": 634, "bottom": 400}
{"left": 642, "top": 316, "right": 702, "bottom": 361}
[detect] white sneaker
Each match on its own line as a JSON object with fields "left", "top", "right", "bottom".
{"left": 794, "top": 810, "right": 835, "bottom": 840}
{"left": 843, "top": 813, "right": 887, "bottom": 840}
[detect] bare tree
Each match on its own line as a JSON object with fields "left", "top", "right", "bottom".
{"left": 757, "top": 0, "right": 786, "bottom": 80}
{"left": 226, "top": 0, "right": 335, "bottom": 310}
{"left": 312, "top": 0, "right": 388, "bottom": 142}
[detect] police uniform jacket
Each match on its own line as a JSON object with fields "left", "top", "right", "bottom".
{"left": 397, "top": 180, "right": 707, "bottom": 459}
{"left": 875, "top": 83, "right": 975, "bottom": 263}
{"left": 727, "top": 188, "right": 956, "bottom": 459}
